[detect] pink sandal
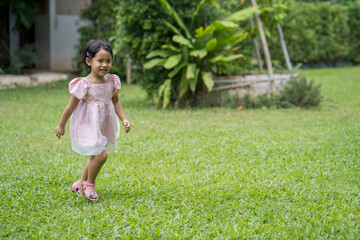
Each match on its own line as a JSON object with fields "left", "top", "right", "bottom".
{"left": 83, "top": 181, "right": 99, "bottom": 201}
{"left": 71, "top": 181, "right": 84, "bottom": 197}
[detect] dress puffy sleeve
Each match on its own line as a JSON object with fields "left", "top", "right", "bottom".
{"left": 108, "top": 74, "right": 121, "bottom": 96}
{"left": 69, "top": 77, "right": 89, "bottom": 100}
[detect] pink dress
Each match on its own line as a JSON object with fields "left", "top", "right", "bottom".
{"left": 69, "top": 74, "right": 121, "bottom": 155}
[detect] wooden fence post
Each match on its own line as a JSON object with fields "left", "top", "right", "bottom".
{"left": 251, "top": 0, "right": 274, "bottom": 92}
{"left": 277, "top": 23, "right": 292, "bottom": 70}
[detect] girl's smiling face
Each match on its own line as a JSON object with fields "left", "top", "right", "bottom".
{"left": 86, "top": 48, "right": 112, "bottom": 79}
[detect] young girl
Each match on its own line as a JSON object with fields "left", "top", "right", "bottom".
{"left": 55, "top": 40, "right": 130, "bottom": 201}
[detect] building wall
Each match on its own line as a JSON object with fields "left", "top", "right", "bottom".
{"left": 35, "top": 0, "right": 90, "bottom": 72}
{"left": 50, "top": 15, "right": 82, "bottom": 71}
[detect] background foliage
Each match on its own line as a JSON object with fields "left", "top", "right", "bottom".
{"left": 0, "top": 0, "right": 39, "bottom": 74}
{"left": 76, "top": 0, "right": 360, "bottom": 101}
{"left": 265, "top": 1, "right": 360, "bottom": 66}
{"left": 75, "top": 0, "right": 125, "bottom": 78}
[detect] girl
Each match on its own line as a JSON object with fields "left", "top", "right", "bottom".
{"left": 55, "top": 40, "right": 130, "bottom": 201}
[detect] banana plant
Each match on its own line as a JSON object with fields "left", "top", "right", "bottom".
{"left": 145, "top": 0, "right": 257, "bottom": 108}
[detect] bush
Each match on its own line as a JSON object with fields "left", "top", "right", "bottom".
{"left": 347, "top": 2, "right": 360, "bottom": 64}
{"left": 0, "top": 44, "right": 39, "bottom": 74}
{"left": 278, "top": 75, "right": 322, "bottom": 108}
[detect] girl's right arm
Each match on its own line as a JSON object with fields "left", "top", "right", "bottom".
{"left": 55, "top": 96, "right": 80, "bottom": 139}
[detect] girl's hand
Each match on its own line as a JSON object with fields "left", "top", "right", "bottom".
{"left": 122, "top": 119, "right": 131, "bottom": 133}
{"left": 55, "top": 125, "right": 65, "bottom": 139}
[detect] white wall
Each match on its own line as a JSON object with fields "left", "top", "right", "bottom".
{"left": 50, "top": 14, "right": 82, "bottom": 71}
{"left": 34, "top": 0, "right": 88, "bottom": 72}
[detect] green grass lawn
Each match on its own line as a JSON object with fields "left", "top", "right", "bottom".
{"left": 1, "top": 66, "right": 360, "bottom": 239}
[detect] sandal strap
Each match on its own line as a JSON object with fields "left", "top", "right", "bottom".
{"left": 85, "top": 190, "right": 99, "bottom": 200}
{"left": 83, "top": 181, "right": 95, "bottom": 186}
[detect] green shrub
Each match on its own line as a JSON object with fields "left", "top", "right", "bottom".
{"left": 277, "top": 75, "right": 322, "bottom": 108}
{"left": 347, "top": 2, "right": 360, "bottom": 64}
{"left": 1, "top": 44, "right": 39, "bottom": 74}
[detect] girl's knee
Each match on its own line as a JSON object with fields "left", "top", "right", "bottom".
{"left": 100, "top": 151, "right": 108, "bottom": 162}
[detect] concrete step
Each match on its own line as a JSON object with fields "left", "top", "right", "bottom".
{"left": 0, "top": 72, "right": 70, "bottom": 89}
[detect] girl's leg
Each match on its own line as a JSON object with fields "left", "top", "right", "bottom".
{"left": 74, "top": 155, "right": 94, "bottom": 196}
{"left": 81, "top": 155, "right": 94, "bottom": 182}
{"left": 84, "top": 150, "right": 108, "bottom": 193}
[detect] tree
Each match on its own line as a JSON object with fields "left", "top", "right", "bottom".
{"left": 145, "top": 0, "right": 256, "bottom": 108}
{"left": 76, "top": 0, "right": 125, "bottom": 77}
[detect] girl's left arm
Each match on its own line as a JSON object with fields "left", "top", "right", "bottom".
{"left": 112, "top": 95, "right": 130, "bottom": 133}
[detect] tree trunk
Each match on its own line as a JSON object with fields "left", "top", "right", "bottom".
{"left": 126, "top": 58, "right": 132, "bottom": 85}
{"left": 277, "top": 23, "right": 292, "bottom": 70}
{"left": 251, "top": 0, "right": 273, "bottom": 92}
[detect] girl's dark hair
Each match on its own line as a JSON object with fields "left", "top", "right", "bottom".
{"left": 81, "top": 40, "right": 113, "bottom": 68}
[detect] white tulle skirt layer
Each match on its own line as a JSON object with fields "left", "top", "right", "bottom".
{"left": 70, "top": 101, "right": 120, "bottom": 155}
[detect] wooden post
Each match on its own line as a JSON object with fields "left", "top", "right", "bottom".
{"left": 251, "top": 0, "right": 274, "bottom": 92}
{"left": 277, "top": 23, "right": 292, "bottom": 70}
{"left": 126, "top": 58, "right": 132, "bottom": 85}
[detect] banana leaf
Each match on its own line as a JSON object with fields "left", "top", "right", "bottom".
{"left": 164, "top": 54, "right": 182, "bottom": 69}
{"left": 201, "top": 71, "right": 214, "bottom": 91}
{"left": 224, "top": 6, "right": 257, "bottom": 22}
{"left": 162, "top": 79, "right": 171, "bottom": 108}
{"left": 179, "top": 69, "right": 189, "bottom": 98}
{"left": 146, "top": 50, "right": 172, "bottom": 59}
{"left": 205, "top": 38, "right": 217, "bottom": 52}
{"left": 168, "top": 61, "right": 187, "bottom": 78}
{"left": 213, "top": 20, "right": 239, "bottom": 32}
{"left": 163, "top": 20, "right": 183, "bottom": 36}
{"left": 156, "top": 80, "right": 166, "bottom": 105}
{"left": 216, "top": 31, "right": 248, "bottom": 50}
{"left": 161, "top": 44, "right": 181, "bottom": 53}
{"left": 144, "top": 58, "right": 166, "bottom": 69}
{"left": 189, "top": 68, "right": 200, "bottom": 93}
{"left": 195, "top": 25, "right": 216, "bottom": 40}
{"left": 181, "top": 45, "right": 189, "bottom": 63}
{"left": 186, "top": 63, "right": 196, "bottom": 79}
{"left": 190, "top": 49, "right": 207, "bottom": 59}
{"left": 173, "top": 35, "right": 193, "bottom": 48}
{"left": 209, "top": 54, "right": 244, "bottom": 63}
